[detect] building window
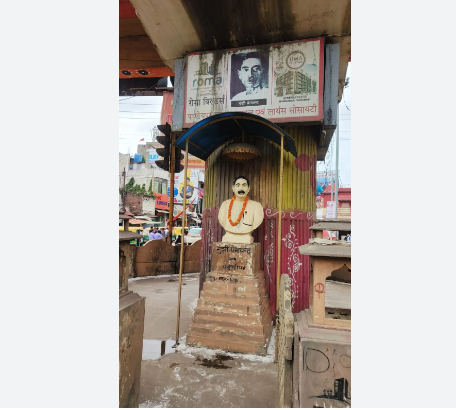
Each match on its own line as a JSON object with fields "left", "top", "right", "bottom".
{"left": 154, "top": 178, "right": 168, "bottom": 195}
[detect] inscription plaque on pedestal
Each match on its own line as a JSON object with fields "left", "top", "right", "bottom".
{"left": 212, "top": 242, "right": 261, "bottom": 275}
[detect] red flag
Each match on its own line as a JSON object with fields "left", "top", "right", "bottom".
{"left": 139, "top": 138, "right": 144, "bottom": 142}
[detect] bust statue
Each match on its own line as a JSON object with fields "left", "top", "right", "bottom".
{"left": 218, "top": 176, "right": 264, "bottom": 244}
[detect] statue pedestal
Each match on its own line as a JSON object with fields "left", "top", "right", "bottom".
{"left": 221, "top": 231, "right": 254, "bottom": 244}
{"left": 187, "top": 242, "right": 273, "bottom": 356}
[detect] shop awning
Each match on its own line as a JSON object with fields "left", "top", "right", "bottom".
{"left": 129, "top": 219, "right": 146, "bottom": 224}
{"left": 174, "top": 112, "right": 297, "bottom": 160}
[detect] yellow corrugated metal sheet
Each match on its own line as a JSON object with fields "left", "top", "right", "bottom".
{"left": 204, "top": 125, "right": 317, "bottom": 213}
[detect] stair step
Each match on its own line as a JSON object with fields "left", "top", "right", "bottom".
{"left": 192, "top": 314, "right": 267, "bottom": 334}
{"left": 200, "top": 286, "right": 265, "bottom": 305}
{"left": 197, "top": 295, "right": 267, "bottom": 315}
{"left": 203, "top": 274, "right": 265, "bottom": 295}
{"left": 196, "top": 294, "right": 271, "bottom": 317}
{"left": 186, "top": 333, "right": 268, "bottom": 356}
{"left": 188, "top": 323, "right": 267, "bottom": 344}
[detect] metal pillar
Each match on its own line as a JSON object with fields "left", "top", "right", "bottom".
{"left": 175, "top": 138, "right": 189, "bottom": 346}
{"left": 275, "top": 134, "right": 284, "bottom": 361}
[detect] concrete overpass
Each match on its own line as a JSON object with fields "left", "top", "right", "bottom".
{"left": 119, "top": 0, "right": 350, "bottom": 101}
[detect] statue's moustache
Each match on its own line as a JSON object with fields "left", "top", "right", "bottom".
{"left": 237, "top": 190, "right": 245, "bottom": 195}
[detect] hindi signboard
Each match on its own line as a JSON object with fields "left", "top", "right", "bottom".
{"left": 148, "top": 148, "right": 159, "bottom": 165}
{"left": 184, "top": 38, "right": 324, "bottom": 127}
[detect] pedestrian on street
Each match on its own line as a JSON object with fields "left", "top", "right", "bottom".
{"left": 164, "top": 228, "right": 169, "bottom": 238}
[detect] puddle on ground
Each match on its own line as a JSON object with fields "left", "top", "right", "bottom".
{"left": 142, "top": 339, "right": 176, "bottom": 360}
{"left": 195, "top": 354, "right": 233, "bottom": 369}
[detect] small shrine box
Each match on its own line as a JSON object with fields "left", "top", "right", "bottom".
{"left": 309, "top": 219, "right": 351, "bottom": 239}
{"left": 298, "top": 222, "right": 351, "bottom": 328}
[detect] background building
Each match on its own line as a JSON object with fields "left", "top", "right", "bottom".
{"left": 320, "top": 185, "right": 351, "bottom": 219}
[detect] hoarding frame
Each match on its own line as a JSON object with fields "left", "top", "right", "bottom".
{"left": 183, "top": 37, "right": 324, "bottom": 128}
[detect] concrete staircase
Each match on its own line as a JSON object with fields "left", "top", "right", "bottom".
{"left": 187, "top": 242, "right": 273, "bottom": 355}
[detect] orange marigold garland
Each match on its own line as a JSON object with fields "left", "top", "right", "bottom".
{"left": 228, "top": 195, "right": 249, "bottom": 226}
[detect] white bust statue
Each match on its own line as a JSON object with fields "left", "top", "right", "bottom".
{"left": 218, "top": 176, "right": 264, "bottom": 244}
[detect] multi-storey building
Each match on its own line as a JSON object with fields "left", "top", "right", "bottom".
{"left": 275, "top": 71, "right": 315, "bottom": 96}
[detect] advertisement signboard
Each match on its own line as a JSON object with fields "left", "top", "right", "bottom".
{"left": 173, "top": 169, "right": 200, "bottom": 205}
{"left": 326, "top": 201, "right": 336, "bottom": 219}
{"left": 316, "top": 170, "right": 336, "bottom": 190}
{"left": 184, "top": 156, "right": 205, "bottom": 169}
{"left": 184, "top": 38, "right": 324, "bottom": 127}
{"left": 160, "top": 91, "right": 174, "bottom": 127}
{"left": 148, "top": 148, "right": 159, "bottom": 165}
{"left": 154, "top": 193, "right": 169, "bottom": 210}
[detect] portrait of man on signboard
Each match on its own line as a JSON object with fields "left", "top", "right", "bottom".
{"left": 230, "top": 51, "right": 269, "bottom": 107}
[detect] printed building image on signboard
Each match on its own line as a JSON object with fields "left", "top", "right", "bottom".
{"left": 184, "top": 38, "right": 323, "bottom": 127}
{"left": 274, "top": 51, "right": 317, "bottom": 97}
{"left": 270, "top": 40, "right": 320, "bottom": 117}
{"left": 230, "top": 50, "right": 270, "bottom": 107}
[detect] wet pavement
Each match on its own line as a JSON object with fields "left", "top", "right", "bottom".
{"left": 142, "top": 339, "right": 175, "bottom": 361}
{"left": 129, "top": 273, "right": 279, "bottom": 408}
{"left": 129, "top": 273, "right": 200, "bottom": 340}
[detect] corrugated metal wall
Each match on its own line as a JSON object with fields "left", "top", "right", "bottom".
{"left": 201, "top": 125, "right": 318, "bottom": 315}
{"left": 204, "top": 125, "right": 318, "bottom": 211}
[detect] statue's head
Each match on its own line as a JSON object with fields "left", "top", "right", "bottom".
{"left": 232, "top": 176, "right": 250, "bottom": 199}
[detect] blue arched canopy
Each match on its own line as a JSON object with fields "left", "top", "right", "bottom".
{"left": 174, "top": 112, "right": 297, "bottom": 160}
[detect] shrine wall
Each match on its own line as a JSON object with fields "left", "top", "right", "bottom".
{"left": 201, "top": 125, "right": 318, "bottom": 314}
{"left": 204, "top": 125, "right": 318, "bottom": 211}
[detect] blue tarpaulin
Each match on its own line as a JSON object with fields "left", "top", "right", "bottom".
{"left": 174, "top": 112, "right": 297, "bottom": 160}
{"left": 133, "top": 153, "right": 142, "bottom": 163}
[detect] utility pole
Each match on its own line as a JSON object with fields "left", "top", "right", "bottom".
{"left": 335, "top": 104, "right": 340, "bottom": 219}
{"left": 121, "top": 167, "right": 126, "bottom": 212}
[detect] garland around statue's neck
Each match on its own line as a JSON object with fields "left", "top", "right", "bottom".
{"left": 228, "top": 195, "right": 249, "bottom": 226}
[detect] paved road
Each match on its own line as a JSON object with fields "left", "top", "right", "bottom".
{"left": 129, "top": 273, "right": 200, "bottom": 340}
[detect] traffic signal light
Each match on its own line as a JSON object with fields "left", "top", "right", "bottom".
{"left": 156, "top": 122, "right": 186, "bottom": 173}
{"left": 174, "top": 148, "right": 185, "bottom": 173}
{"left": 156, "top": 123, "right": 171, "bottom": 171}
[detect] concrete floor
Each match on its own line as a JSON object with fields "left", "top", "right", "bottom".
{"left": 129, "top": 273, "right": 200, "bottom": 340}
{"left": 129, "top": 273, "right": 279, "bottom": 408}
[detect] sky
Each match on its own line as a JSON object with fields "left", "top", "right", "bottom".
{"left": 119, "top": 62, "right": 351, "bottom": 184}
{"left": 316, "top": 62, "right": 351, "bottom": 186}
{"left": 119, "top": 95, "right": 163, "bottom": 155}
